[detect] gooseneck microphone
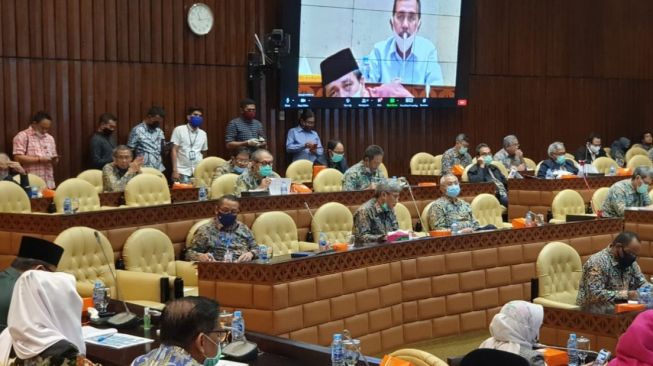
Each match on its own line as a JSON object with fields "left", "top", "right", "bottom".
{"left": 94, "top": 231, "right": 138, "bottom": 328}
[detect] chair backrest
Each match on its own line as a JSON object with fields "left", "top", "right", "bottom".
{"left": 523, "top": 157, "right": 536, "bottom": 171}
{"left": 626, "top": 146, "right": 648, "bottom": 162}
{"left": 490, "top": 161, "right": 509, "bottom": 177}
{"left": 626, "top": 154, "right": 653, "bottom": 169}
{"left": 13, "top": 173, "right": 47, "bottom": 189}
{"left": 194, "top": 157, "right": 227, "bottom": 188}
{"left": 285, "top": 159, "right": 314, "bottom": 183}
{"left": 460, "top": 164, "right": 474, "bottom": 182}
{"left": 565, "top": 153, "right": 576, "bottom": 162}
{"left": 535, "top": 161, "right": 543, "bottom": 176}
{"left": 591, "top": 187, "right": 610, "bottom": 213}
{"left": 410, "top": 152, "right": 437, "bottom": 175}
{"left": 124, "top": 173, "right": 171, "bottom": 207}
{"left": 421, "top": 201, "right": 436, "bottom": 231}
{"left": 312, "top": 168, "right": 344, "bottom": 192}
{"left": 55, "top": 227, "right": 116, "bottom": 298}
{"left": 433, "top": 154, "right": 443, "bottom": 175}
{"left": 210, "top": 173, "right": 239, "bottom": 199}
{"left": 122, "top": 228, "right": 177, "bottom": 276}
{"left": 591, "top": 157, "right": 619, "bottom": 174}
{"left": 536, "top": 241, "right": 582, "bottom": 305}
{"left": 394, "top": 202, "right": 413, "bottom": 231}
{"left": 311, "top": 202, "right": 353, "bottom": 243}
{"left": 186, "top": 218, "right": 213, "bottom": 247}
{"left": 461, "top": 349, "right": 529, "bottom": 366}
{"left": 390, "top": 349, "right": 448, "bottom": 366}
{"left": 252, "top": 211, "right": 301, "bottom": 255}
{"left": 471, "top": 193, "right": 503, "bottom": 227}
{"left": 54, "top": 178, "right": 102, "bottom": 213}
{"left": 649, "top": 189, "right": 653, "bottom": 203}
{"left": 378, "top": 163, "right": 388, "bottom": 178}
{"left": 141, "top": 167, "right": 167, "bottom": 180}
{"left": 77, "top": 169, "right": 103, "bottom": 193}
{"left": 551, "top": 189, "right": 586, "bottom": 221}
{"left": 0, "top": 181, "right": 31, "bottom": 213}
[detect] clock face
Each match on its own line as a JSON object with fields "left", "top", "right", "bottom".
{"left": 188, "top": 3, "right": 214, "bottom": 36}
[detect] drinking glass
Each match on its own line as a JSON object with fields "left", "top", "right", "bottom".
{"left": 99, "top": 287, "right": 110, "bottom": 313}
{"left": 343, "top": 339, "right": 361, "bottom": 366}
{"left": 218, "top": 311, "right": 233, "bottom": 345}
{"left": 577, "top": 336, "right": 590, "bottom": 365}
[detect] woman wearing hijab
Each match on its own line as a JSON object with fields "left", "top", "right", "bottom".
{"left": 610, "top": 137, "right": 631, "bottom": 167}
{"left": 608, "top": 310, "right": 653, "bottom": 365}
{"left": 478, "top": 300, "right": 545, "bottom": 366}
{"left": 0, "top": 270, "right": 92, "bottom": 365}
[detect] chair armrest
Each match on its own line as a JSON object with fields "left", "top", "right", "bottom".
{"left": 76, "top": 282, "right": 95, "bottom": 298}
{"left": 549, "top": 219, "right": 566, "bottom": 224}
{"left": 174, "top": 260, "right": 198, "bottom": 287}
{"left": 533, "top": 297, "right": 580, "bottom": 310}
{"left": 298, "top": 241, "right": 319, "bottom": 251}
{"left": 500, "top": 222, "right": 513, "bottom": 229}
{"left": 116, "top": 270, "right": 166, "bottom": 303}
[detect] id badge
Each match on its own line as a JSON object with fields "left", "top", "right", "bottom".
{"left": 189, "top": 150, "right": 197, "bottom": 161}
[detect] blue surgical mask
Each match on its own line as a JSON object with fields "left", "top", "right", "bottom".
{"left": 459, "top": 147, "right": 468, "bottom": 155}
{"left": 637, "top": 182, "right": 649, "bottom": 194}
{"left": 555, "top": 155, "right": 566, "bottom": 165}
{"left": 482, "top": 155, "right": 493, "bottom": 165}
{"left": 233, "top": 166, "right": 245, "bottom": 174}
{"left": 189, "top": 115, "right": 203, "bottom": 128}
{"left": 202, "top": 334, "right": 221, "bottom": 366}
{"left": 446, "top": 184, "right": 461, "bottom": 198}
{"left": 331, "top": 153, "right": 344, "bottom": 163}
{"left": 259, "top": 165, "right": 273, "bottom": 177}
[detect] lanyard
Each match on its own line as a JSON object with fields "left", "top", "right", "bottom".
{"left": 187, "top": 125, "right": 199, "bottom": 149}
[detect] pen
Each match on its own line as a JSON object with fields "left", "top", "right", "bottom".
{"left": 97, "top": 333, "right": 116, "bottom": 342}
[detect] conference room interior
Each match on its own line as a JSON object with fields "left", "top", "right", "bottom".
{"left": 3, "top": 0, "right": 653, "bottom": 366}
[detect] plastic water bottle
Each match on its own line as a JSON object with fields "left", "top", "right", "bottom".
{"left": 567, "top": 333, "right": 579, "bottom": 366}
{"left": 259, "top": 245, "right": 268, "bottom": 262}
{"left": 545, "top": 169, "right": 554, "bottom": 180}
{"left": 198, "top": 186, "right": 208, "bottom": 201}
{"left": 232, "top": 310, "right": 246, "bottom": 342}
{"left": 451, "top": 221, "right": 460, "bottom": 235}
{"left": 331, "top": 333, "right": 345, "bottom": 366}
{"left": 92, "top": 280, "right": 104, "bottom": 312}
{"left": 280, "top": 180, "right": 288, "bottom": 195}
{"left": 609, "top": 166, "right": 616, "bottom": 176}
{"left": 525, "top": 212, "right": 533, "bottom": 227}
{"left": 319, "top": 232, "right": 329, "bottom": 252}
{"left": 63, "top": 197, "right": 73, "bottom": 214}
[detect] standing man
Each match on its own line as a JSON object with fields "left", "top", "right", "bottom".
{"left": 89, "top": 113, "right": 118, "bottom": 169}
{"left": 342, "top": 145, "right": 385, "bottom": 191}
{"left": 441, "top": 133, "right": 472, "bottom": 175}
{"left": 225, "top": 98, "right": 266, "bottom": 153}
{"left": 494, "top": 135, "right": 526, "bottom": 171}
{"left": 286, "top": 109, "right": 324, "bottom": 163}
{"left": 127, "top": 106, "right": 166, "bottom": 171}
{"left": 171, "top": 108, "right": 208, "bottom": 182}
{"left": 12, "top": 111, "right": 59, "bottom": 189}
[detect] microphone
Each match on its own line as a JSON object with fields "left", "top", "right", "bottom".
{"left": 397, "top": 177, "right": 428, "bottom": 232}
{"left": 94, "top": 231, "right": 138, "bottom": 328}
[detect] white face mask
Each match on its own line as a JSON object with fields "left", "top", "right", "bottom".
{"left": 589, "top": 145, "right": 601, "bottom": 154}
{"left": 394, "top": 32, "right": 416, "bottom": 58}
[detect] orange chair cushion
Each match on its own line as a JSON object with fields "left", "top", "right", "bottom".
{"left": 451, "top": 165, "right": 464, "bottom": 176}
{"left": 291, "top": 183, "right": 312, "bottom": 194}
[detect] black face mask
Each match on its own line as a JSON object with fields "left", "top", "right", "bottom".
{"left": 102, "top": 128, "right": 114, "bottom": 136}
{"left": 618, "top": 248, "right": 637, "bottom": 270}
{"left": 147, "top": 122, "right": 160, "bottom": 130}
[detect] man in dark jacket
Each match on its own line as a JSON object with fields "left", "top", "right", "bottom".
{"left": 468, "top": 143, "right": 508, "bottom": 206}
{"left": 575, "top": 133, "right": 607, "bottom": 163}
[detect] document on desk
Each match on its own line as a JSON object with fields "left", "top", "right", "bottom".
{"left": 217, "top": 360, "right": 248, "bottom": 366}
{"left": 82, "top": 325, "right": 117, "bottom": 340}
{"left": 85, "top": 332, "right": 154, "bottom": 349}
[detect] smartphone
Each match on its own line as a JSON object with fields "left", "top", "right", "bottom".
{"left": 592, "top": 349, "right": 611, "bottom": 366}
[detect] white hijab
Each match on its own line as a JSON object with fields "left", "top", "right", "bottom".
{"left": 0, "top": 270, "right": 85, "bottom": 364}
{"left": 479, "top": 300, "right": 544, "bottom": 354}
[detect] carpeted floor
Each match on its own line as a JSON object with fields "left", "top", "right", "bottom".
{"left": 376, "top": 330, "right": 490, "bottom": 362}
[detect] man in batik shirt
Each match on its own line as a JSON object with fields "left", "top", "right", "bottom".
{"left": 428, "top": 174, "right": 479, "bottom": 233}
{"left": 352, "top": 179, "right": 401, "bottom": 243}
{"left": 441, "top": 133, "right": 472, "bottom": 175}
{"left": 601, "top": 166, "right": 653, "bottom": 217}
{"left": 342, "top": 145, "right": 384, "bottom": 191}
{"left": 233, "top": 149, "right": 280, "bottom": 197}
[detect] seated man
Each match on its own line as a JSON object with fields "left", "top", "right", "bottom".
{"left": 319, "top": 139, "right": 349, "bottom": 173}
{"left": 233, "top": 149, "right": 280, "bottom": 197}
{"left": 0, "top": 153, "right": 29, "bottom": 190}
{"left": 575, "top": 133, "right": 606, "bottom": 163}
{"left": 467, "top": 143, "right": 508, "bottom": 206}
{"left": 342, "top": 145, "right": 385, "bottom": 191}
{"left": 601, "top": 166, "right": 653, "bottom": 218}
{"left": 352, "top": 179, "right": 401, "bottom": 244}
{"left": 428, "top": 174, "right": 480, "bottom": 233}
{"left": 213, "top": 147, "right": 250, "bottom": 180}
{"left": 132, "top": 296, "right": 223, "bottom": 366}
{"left": 441, "top": 133, "right": 472, "bottom": 175}
{"left": 577, "top": 231, "right": 650, "bottom": 306}
{"left": 536, "top": 141, "right": 579, "bottom": 178}
{"left": 641, "top": 131, "right": 653, "bottom": 151}
{"left": 102, "top": 145, "right": 143, "bottom": 192}
{"left": 186, "top": 195, "right": 258, "bottom": 263}
{"left": 493, "top": 135, "right": 526, "bottom": 171}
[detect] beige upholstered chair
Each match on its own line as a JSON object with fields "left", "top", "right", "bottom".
{"left": 460, "top": 164, "right": 474, "bottom": 182}
{"left": 311, "top": 202, "right": 353, "bottom": 244}
{"left": 389, "top": 349, "right": 448, "bottom": 366}
{"left": 252, "top": 211, "right": 318, "bottom": 255}
{"left": 433, "top": 154, "right": 443, "bottom": 176}
{"left": 285, "top": 159, "right": 313, "bottom": 183}
{"left": 378, "top": 163, "right": 388, "bottom": 178}
{"left": 592, "top": 157, "right": 619, "bottom": 174}
{"left": 210, "top": 173, "right": 239, "bottom": 199}
{"left": 420, "top": 201, "right": 436, "bottom": 231}
{"left": 550, "top": 189, "right": 594, "bottom": 224}
{"left": 591, "top": 187, "right": 610, "bottom": 214}
{"left": 194, "top": 157, "right": 227, "bottom": 188}
{"left": 0, "top": 181, "right": 31, "bottom": 213}
{"left": 625, "top": 146, "right": 648, "bottom": 162}
{"left": 533, "top": 241, "right": 582, "bottom": 310}
{"left": 471, "top": 194, "right": 511, "bottom": 228}
{"left": 140, "top": 167, "right": 167, "bottom": 183}
{"left": 627, "top": 154, "right": 653, "bottom": 169}
{"left": 122, "top": 228, "right": 198, "bottom": 296}
{"left": 77, "top": 169, "right": 103, "bottom": 193}
{"left": 394, "top": 202, "right": 413, "bottom": 231}
{"left": 313, "top": 168, "right": 344, "bottom": 192}
{"left": 565, "top": 153, "right": 577, "bottom": 162}
{"left": 54, "top": 178, "right": 102, "bottom": 213}
{"left": 13, "top": 173, "right": 47, "bottom": 189}
{"left": 523, "top": 157, "right": 537, "bottom": 171}
{"left": 410, "top": 152, "right": 437, "bottom": 175}
{"left": 124, "top": 173, "right": 171, "bottom": 207}
{"left": 186, "top": 218, "right": 213, "bottom": 247}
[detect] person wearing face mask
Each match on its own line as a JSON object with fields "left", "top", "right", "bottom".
{"left": 494, "top": 135, "right": 526, "bottom": 171}
{"left": 0, "top": 236, "right": 64, "bottom": 333}
{"left": 441, "top": 133, "right": 473, "bottom": 175}
{"left": 427, "top": 174, "right": 480, "bottom": 233}
{"left": 131, "top": 296, "right": 225, "bottom": 366}
{"left": 610, "top": 137, "right": 631, "bottom": 167}
{"left": 233, "top": 149, "right": 280, "bottom": 197}
{"left": 225, "top": 98, "right": 266, "bottom": 154}
{"left": 171, "top": 107, "right": 209, "bottom": 182}
{"left": 102, "top": 145, "right": 143, "bottom": 192}
{"left": 286, "top": 109, "right": 324, "bottom": 163}
{"left": 601, "top": 166, "right": 653, "bottom": 218}
{"left": 317, "top": 139, "right": 349, "bottom": 174}
{"left": 366, "top": 0, "right": 444, "bottom": 87}
{"left": 12, "top": 111, "right": 59, "bottom": 189}
{"left": 342, "top": 145, "right": 385, "bottom": 191}
{"left": 127, "top": 106, "right": 166, "bottom": 171}
{"left": 89, "top": 113, "right": 118, "bottom": 169}
{"left": 467, "top": 144, "right": 508, "bottom": 206}
{"left": 212, "top": 147, "right": 251, "bottom": 181}
{"left": 536, "top": 141, "right": 579, "bottom": 178}
{"left": 186, "top": 195, "right": 258, "bottom": 263}
{"left": 577, "top": 231, "right": 651, "bottom": 307}
{"left": 352, "top": 179, "right": 401, "bottom": 244}
{"left": 574, "top": 133, "right": 607, "bottom": 164}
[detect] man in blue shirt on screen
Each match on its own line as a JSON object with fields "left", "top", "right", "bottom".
{"left": 366, "top": 0, "right": 444, "bottom": 87}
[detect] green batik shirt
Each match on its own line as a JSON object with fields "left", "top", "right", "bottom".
{"left": 576, "top": 247, "right": 649, "bottom": 306}
{"left": 493, "top": 148, "right": 524, "bottom": 170}
{"left": 428, "top": 196, "right": 480, "bottom": 230}
{"left": 601, "top": 179, "right": 652, "bottom": 218}
{"left": 186, "top": 219, "right": 259, "bottom": 262}
{"left": 353, "top": 198, "right": 399, "bottom": 243}
{"left": 441, "top": 147, "right": 472, "bottom": 174}
{"left": 342, "top": 161, "right": 382, "bottom": 191}
{"left": 233, "top": 168, "right": 280, "bottom": 197}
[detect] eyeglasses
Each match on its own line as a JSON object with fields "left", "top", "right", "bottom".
{"left": 235, "top": 159, "right": 250, "bottom": 164}
{"left": 206, "top": 328, "right": 230, "bottom": 343}
{"left": 257, "top": 161, "right": 273, "bottom": 166}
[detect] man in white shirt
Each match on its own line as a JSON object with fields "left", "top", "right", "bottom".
{"left": 171, "top": 107, "right": 208, "bottom": 182}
